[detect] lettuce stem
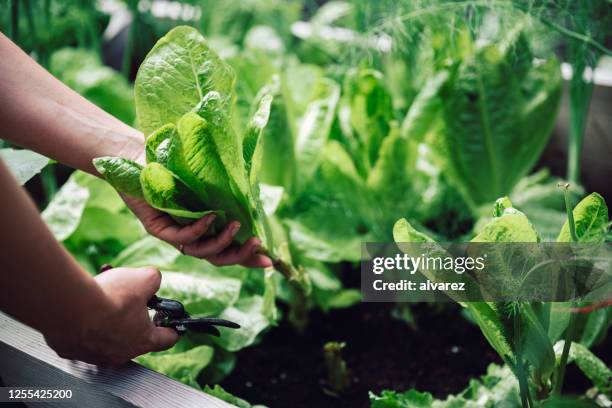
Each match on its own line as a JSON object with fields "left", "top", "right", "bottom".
{"left": 553, "top": 183, "right": 578, "bottom": 396}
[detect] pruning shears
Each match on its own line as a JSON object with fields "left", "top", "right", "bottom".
{"left": 99, "top": 264, "right": 240, "bottom": 336}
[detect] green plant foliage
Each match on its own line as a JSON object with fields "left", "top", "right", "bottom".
{"left": 432, "top": 30, "right": 563, "bottom": 205}
{"left": 135, "top": 341, "right": 215, "bottom": 389}
{"left": 49, "top": 48, "right": 135, "bottom": 124}
{"left": 93, "top": 157, "right": 143, "bottom": 198}
{"left": 134, "top": 26, "right": 236, "bottom": 136}
{"left": 96, "top": 26, "right": 309, "bottom": 290}
{"left": 0, "top": 148, "right": 49, "bottom": 185}
{"left": 554, "top": 341, "right": 612, "bottom": 395}
{"left": 557, "top": 193, "right": 608, "bottom": 243}
{"left": 393, "top": 194, "right": 610, "bottom": 404}
{"left": 42, "top": 169, "right": 278, "bottom": 387}
{"left": 28, "top": 2, "right": 611, "bottom": 404}
{"left": 370, "top": 364, "right": 521, "bottom": 407}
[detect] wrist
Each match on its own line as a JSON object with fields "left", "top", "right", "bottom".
{"left": 97, "top": 125, "right": 145, "bottom": 169}
{"left": 116, "top": 128, "right": 146, "bottom": 165}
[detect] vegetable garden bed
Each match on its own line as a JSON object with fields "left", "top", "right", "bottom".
{"left": 221, "top": 303, "right": 611, "bottom": 408}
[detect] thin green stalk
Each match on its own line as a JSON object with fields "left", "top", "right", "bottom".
{"left": 513, "top": 306, "right": 531, "bottom": 408}
{"left": 561, "top": 184, "right": 578, "bottom": 243}
{"left": 567, "top": 58, "right": 594, "bottom": 184}
{"left": 553, "top": 314, "right": 576, "bottom": 396}
{"left": 553, "top": 184, "right": 578, "bottom": 395}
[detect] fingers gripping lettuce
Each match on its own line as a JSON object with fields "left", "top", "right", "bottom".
{"left": 93, "top": 26, "right": 309, "bottom": 291}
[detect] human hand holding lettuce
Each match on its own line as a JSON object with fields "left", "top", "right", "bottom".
{"left": 0, "top": 29, "right": 272, "bottom": 366}
{"left": 0, "top": 29, "right": 272, "bottom": 271}
{"left": 94, "top": 26, "right": 309, "bottom": 289}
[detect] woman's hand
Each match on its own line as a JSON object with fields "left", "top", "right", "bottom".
{"left": 44, "top": 267, "right": 178, "bottom": 366}
{"left": 121, "top": 194, "right": 273, "bottom": 268}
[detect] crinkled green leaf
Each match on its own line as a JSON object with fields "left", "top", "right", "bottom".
{"left": 464, "top": 302, "right": 515, "bottom": 368}
{"left": 294, "top": 78, "right": 340, "bottom": 190}
{"left": 472, "top": 208, "right": 539, "bottom": 243}
{"left": 70, "top": 207, "right": 143, "bottom": 246}
{"left": 215, "top": 296, "right": 270, "bottom": 352}
{"left": 134, "top": 26, "right": 235, "bottom": 135}
{"left": 243, "top": 93, "right": 273, "bottom": 184}
{"left": 392, "top": 218, "right": 434, "bottom": 243}
{"left": 140, "top": 162, "right": 207, "bottom": 218}
{"left": 255, "top": 77, "right": 295, "bottom": 190}
{"left": 557, "top": 193, "right": 608, "bottom": 243}
{"left": 339, "top": 69, "right": 394, "bottom": 171}
{"left": 157, "top": 271, "right": 242, "bottom": 317}
{"left": 370, "top": 364, "right": 520, "bottom": 408}
{"left": 437, "top": 31, "right": 562, "bottom": 204}
{"left": 170, "top": 112, "right": 253, "bottom": 238}
{"left": 204, "top": 385, "right": 252, "bottom": 408}
{"left": 194, "top": 92, "right": 251, "bottom": 207}
{"left": 0, "top": 148, "right": 49, "bottom": 185}
{"left": 145, "top": 124, "right": 175, "bottom": 164}
{"left": 112, "top": 236, "right": 180, "bottom": 269}
{"left": 370, "top": 389, "right": 433, "bottom": 408}
{"left": 400, "top": 71, "right": 448, "bottom": 142}
{"left": 93, "top": 156, "right": 143, "bottom": 198}
{"left": 42, "top": 176, "right": 90, "bottom": 241}
{"left": 136, "top": 340, "right": 214, "bottom": 388}
{"left": 367, "top": 124, "right": 419, "bottom": 232}
{"left": 287, "top": 141, "right": 373, "bottom": 262}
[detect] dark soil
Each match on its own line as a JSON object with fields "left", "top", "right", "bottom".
{"left": 221, "top": 302, "right": 611, "bottom": 408}
{"left": 221, "top": 303, "right": 502, "bottom": 408}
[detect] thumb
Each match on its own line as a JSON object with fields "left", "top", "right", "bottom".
{"left": 104, "top": 267, "right": 161, "bottom": 303}
{"left": 94, "top": 266, "right": 162, "bottom": 303}
{"left": 147, "top": 327, "right": 179, "bottom": 352}
{"left": 119, "top": 266, "right": 162, "bottom": 302}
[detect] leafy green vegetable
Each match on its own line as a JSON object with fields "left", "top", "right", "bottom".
{"left": 93, "top": 157, "right": 143, "bottom": 198}
{"left": 557, "top": 193, "right": 608, "bottom": 243}
{"left": 0, "top": 148, "right": 49, "bottom": 185}
{"left": 134, "top": 26, "right": 236, "bottom": 136}
{"left": 293, "top": 77, "right": 340, "bottom": 190}
{"left": 215, "top": 296, "right": 271, "bottom": 352}
{"left": 96, "top": 26, "right": 309, "bottom": 290}
{"left": 370, "top": 364, "right": 521, "bottom": 408}
{"left": 393, "top": 193, "right": 609, "bottom": 403}
{"left": 433, "top": 30, "right": 562, "bottom": 205}
{"left": 136, "top": 339, "right": 214, "bottom": 388}
{"left": 145, "top": 124, "right": 175, "bottom": 164}
{"left": 42, "top": 176, "right": 90, "bottom": 241}
{"left": 203, "top": 385, "right": 253, "bottom": 408}
{"left": 140, "top": 162, "right": 209, "bottom": 219}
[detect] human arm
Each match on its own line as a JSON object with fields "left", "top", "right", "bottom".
{"left": 0, "top": 32, "right": 271, "bottom": 268}
{"left": 0, "top": 161, "right": 178, "bottom": 365}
